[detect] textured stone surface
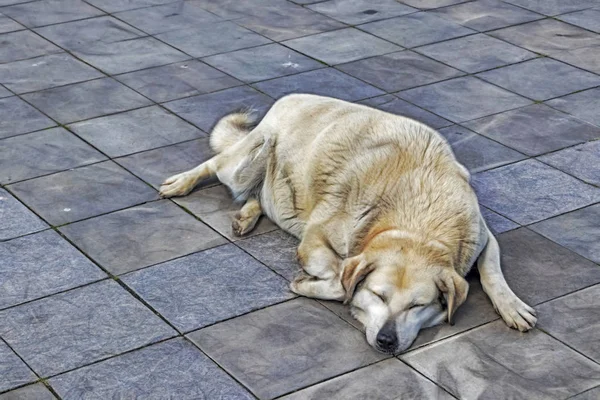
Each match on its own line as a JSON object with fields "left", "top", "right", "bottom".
{"left": 0, "top": 384, "right": 56, "bottom": 400}
{"left": 0, "top": 96, "right": 55, "bottom": 139}
{"left": 84, "top": 0, "right": 180, "bottom": 13}
{"left": 0, "top": 30, "right": 61, "bottom": 63}
{"left": 480, "top": 207, "right": 519, "bottom": 235}
{"left": 559, "top": 8, "right": 600, "bottom": 33}
{"left": 0, "top": 14, "right": 24, "bottom": 34}
{"left": 0, "top": 341, "right": 36, "bottom": 393}
{"left": 1, "top": 0, "right": 104, "bottom": 28}
{"left": 502, "top": 0, "right": 600, "bottom": 15}
{"left": 538, "top": 140, "right": 600, "bottom": 186}
{"left": 547, "top": 88, "right": 600, "bottom": 127}
{"left": 358, "top": 95, "right": 451, "bottom": 128}
{"left": 307, "top": 0, "right": 416, "bottom": 24}
{"left": 0, "top": 188, "right": 47, "bottom": 240}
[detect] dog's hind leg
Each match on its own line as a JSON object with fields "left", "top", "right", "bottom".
{"left": 159, "top": 158, "right": 217, "bottom": 198}
{"left": 477, "top": 228, "right": 537, "bottom": 331}
{"left": 232, "top": 197, "right": 262, "bottom": 236}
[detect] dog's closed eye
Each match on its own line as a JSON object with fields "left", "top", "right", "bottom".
{"left": 370, "top": 291, "right": 387, "bottom": 302}
{"left": 409, "top": 303, "right": 426, "bottom": 309}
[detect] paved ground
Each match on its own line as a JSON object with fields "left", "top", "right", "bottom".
{"left": 1, "top": 0, "right": 600, "bottom": 399}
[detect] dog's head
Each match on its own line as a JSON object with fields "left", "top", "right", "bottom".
{"left": 342, "top": 231, "right": 469, "bottom": 354}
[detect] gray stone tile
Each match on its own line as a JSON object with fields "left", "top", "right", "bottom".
{"left": 1, "top": 0, "right": 103, "bottom": 28}
{"left": 359, "top": 12, "right": 475, "bottom": 48}
{"left": 571, "top": 386, "right": 600, "bottom": 400}
{"left": 0, "top": 97, "right": 55, "bottom": 139}
{"left": 397, "top": 76, "right": 532, "bottom": 123}
{"left": 472, "top": 160, "right": 600, "bottom": 225}
{"left": 430, "top": 0, "right": 543, "bottom": 31}
{"left": 307, "top": 0, "right": 417, "bottom": 25}
{"left": 439, "top": 125, "right": 526, "bottom": 173}
{"left": 416, "top": 34, "right": 536, "bottom": 73}
{"left": 530, "top": 203, "right": 600, "bottom": 264}
{"left": 552, "top": 41, "right": 600, "bottom": 74}
{"left": 0, "top": 85, "right": 11, "bottom": 98}
{"left": 203, "top": 43, "right": 324, "bottom": 83}
{"left": 0, "top": 188, "right": 47, "bottom": 240}
{"left": 502, "top": 0, "right": 600, "bottom": 16}
{"left": 358, "top": 94, "right": 452, "bottom": 128}
{"left": 254, "top": 68, "right": 384, "bottom": 101}
{"left": 189, "top": 298, "right": 385, "bottom": 399}
{"left": 60, "top": 200, "right": 226, "bottom": 275}
{"left": 0, "top": 30, "right": 61, "bottom": 63}
{"left": 49, "top": 338, "right": 253, "bottom": 400}
{"left": 398, "top": 0, "right": 470, "bottom": 8}
{"left": 559, "top": 8, "right": 600, "bottom": 33}
{"left": 547, "top": 88, "right": 600, "bottom": 127}
{"left": 0, "top": 280, "right": 176, "bottom": 377}
{"left": 9, "top": 161, "right": 157, "bottom": 225}
{"left": 0, "top": 384, "right": 56, "bottom": 400}
{"left": 85, "top": 0, "right": 179, "bottom": 13}
{"left": 338, "top": 50, "right": 463, "bottom": 91}
{"left": 236, "top": 229, "right": 301, "bottom": 281}
{"left": 0, "top": 53, "right": 103, "bottom": 94}
{"left": 173, "top": 185, "right": 277, "bottom": 241}
{"left": 68, "top": 106, "right": 204, "bottom": 157}
{"left": 156, "top": 21, "right": 271, "bottom": 58}
{"left": 480, "top": 206, "right": 519, "bottom": 235}
{"left": 116, "top": 60, "right": 242, "bottom": 103}
{"left": 477, "top": 58, "right": 600, "bottom": 101}
{"left": 0, "top": 230, "right": 105, "bottom": 309}
{"left": 538, "top": 140, "right": 600, "bottom": 186}
{"left": 190, "top": 0, "right": 285, "bottom": 20}
{"left": 123, "top": 244, "right": 292, "bottom": 331}
{"left": 0, "top": 127, "right": 106, "bottom": 184}
{"left": 0, "top": 14, "right": 24, "bottom": 34}
{"left": 21, "top": 78, "right": 152, "bottom": 124}
{"left": 497, "top": 228, "right": 600, "bottom": 305}
{"left": 281, "top": 358, "right": 452, "bottom": 400}
{"left": 114, "top": 1, "right": 222, "bottom": 34}
{"left": 164, "top": 86, "right": 274, "bottom": 132}
{"left": 115, "top": 138, "right": 216, "bottom": 189}
{"left": 464, "top": 104, "right": 600, "bottom": 156}
{"left": 0, "top": 341, "right": 36, "bottom": 393}
{"left": 283, "top": 28, "right": 400, "bottom": 65}
{"left": 402, "top": 320, "right": 600, "bottom": 400}
{"left": 536, "top": 284, "right": 600, "bottom": 363}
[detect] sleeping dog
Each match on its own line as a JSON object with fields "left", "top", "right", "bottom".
{"left": 159, "top": 94, "right": 536, "bottom": 354}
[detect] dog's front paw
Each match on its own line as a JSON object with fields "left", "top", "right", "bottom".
{"left": 159, "top": 173, "right": 194, "bottom": 198}
{"left": 231, "top": 211, "right": 258, "bottom": 237}
{"left": 495, "top": 296, "right": 537, "bottom": 332}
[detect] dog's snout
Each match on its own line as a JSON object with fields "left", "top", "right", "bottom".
{"left": 376, "top": 323, "right": 398, "bottom": 351}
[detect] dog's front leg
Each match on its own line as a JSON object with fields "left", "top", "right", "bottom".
{"left": 477, "top": 228, "right": 537, "bottom": 331}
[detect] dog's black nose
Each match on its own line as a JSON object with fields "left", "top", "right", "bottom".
{"left": 376, "top": 330, "right": 397, "bottom": 350}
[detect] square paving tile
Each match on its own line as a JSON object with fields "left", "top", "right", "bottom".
{"left": 68, "top": 106, "right": 204, "bottom": 157}
{"left": 236, "top": 229, "right": 301, "bottom": 281}
{"left": 1, "top": 0, "right": 104, "bottom": 28}
{"left": 307, "top": 0, "right": 416, "bottom": 24}
{"left": 281, "top": 358, "right": 452, "bottom": 400}
{"left": 173, "top": 185, "right": 277, "bottom": 240}
{"left": 430, "top": 0, "right": 543, "bottom": 31}
{"left": 0, "top": 188, "right": 47, "bottom": 240}
{"left": 358, "top": 94, "right": 452, "bottom": 128}
{"left": 398, "top": 0, "right": 471, "bottom": 8}
{"left": 476, "top": 58, "right": 600, "bottom": 101}
{"left": 416, "top": 33, "right": 536, "bottom": 73}
{"left": 0, "top": 230, "right": 105, "bottom": 309}
{"left": 49, "top": 338, "right": 253, "bottom": 400}
{"left": 203, "top": 43, "right": 323, "bottom": 83}
{"left": 572, "top": 387, "right": 600, "bottom": 400}
{"left": 185, "top": 0, "right": 285, "bottom": 20}
{"left": 21, "top": 78, "right": 152, "bottom": 124}
{"left": 123, "top": 244, "right": 293, "bottom": 331}
{"left": 0, "top": 127, "right": 106, "bottom": 184}
{"left": 438, "top": 125, "right": 526, "bottom": 172}
{"left": 480, "top": 206, "right": 519, "bottom": 235}
{"left": 553, "top": 41, "right": 600, "bottom": 75}
{"left": 464, "top": 104, "right": 600, "bottom": 156}
{"left": 547, "top": 87, "right": 600, "bottom": 127}
{"left": 0, "top": 280, "right": 176, "bottom": 377}
{"left": 116, "top": 60, "right": 242, "bottom": 103}
{"left": 254, "top": 68, "right": 383, "bottom": 101}
{"left": 397, "top": 76, "right": 532, "bottom": 123}
{"left": 164, "top": 86, "right": 274, "bottom": 132}
{"left": 156, "top": 21, "right": 271, "bottom": 58}
{"left": 502, "top": 0, "right": 600, "bottom": 16}
{"left": 0, "top": 30, "right": 61, "bottom": 63}
{"left": 0, "top": 85, "right": 11, "bottom": 98}
{"left": 530, "top": 203, "right": 600, "bottom": 264}
{"left": 0, "top": 14, "right": 24, "bottom": 34}
{"left": 472, "top": 159, "right": 600, "bottom": 225}
{"left": 85, "top": 0, "right": 180, "bottom": 13}
{"left": 0, "top": 97, "right": 55, "bottom": 139}
{"left": 114, "top": 2, "right": 222, "bottom": 34}
{"left": 8, "top": 161, "right": 157, "bottom": 226}
{"left": 337, "top": 50, "right": 463, "bottom": 91}
{"left": 538, "top": 140, "right": 600, "bottom": 186}
{"left": 0, "top": 53, "right": 103, "bottom": 94}
{"left": 0, "top": 341, "right": 36, "bottom": 393}
{"left": 60, "top": 200, "right": 226, "bottom": 275}
{"left": 115, "top": 137, "right": 216, "bottom": 189}
{"left": 497, "top": 227, "right": 600, "bottom": 305}
{"left": 559, "top": 8, "right": 600, "bottom": 33}
{"left": 536, "top": 284, "right": 600, "bottom": 363}
{"left": 189, "top": 298, "right": 386, "bottom": 399}
{"left": 402, "top": 321, "right": 600, "bottom": 399}
{"left": 0, "top": 383, "right": 56, "bottom": 400}
{"left": 359, "top": 12, "right": 475, "bottom": 48}
{"left": 283, "top": 28, "right": 400, "bottom": 65}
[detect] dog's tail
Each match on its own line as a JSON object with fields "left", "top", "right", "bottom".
{"left": 210, "top": 109, "right": 258, "bottom": 153}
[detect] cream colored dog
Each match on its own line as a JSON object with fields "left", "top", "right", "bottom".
{"left": 159, "top": 94, "right": 536, "bottom": 353}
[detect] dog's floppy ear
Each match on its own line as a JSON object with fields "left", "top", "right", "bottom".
{"left": 435, "top": 268, "right": 469, "bottom": 325}
{"left": 341, "top": 254, "right": 375, "bottom": 304}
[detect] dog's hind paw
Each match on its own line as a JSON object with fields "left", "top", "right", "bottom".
{"left": 159, "top": 173, "right": 194, "bottom": 198}
{"left": 496, "top": 297, "right": 537, "bottom": 332}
